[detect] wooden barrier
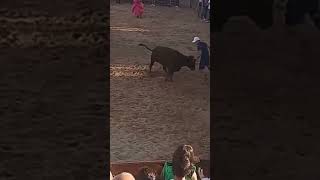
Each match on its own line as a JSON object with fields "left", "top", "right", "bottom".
{"left": 111, "top": 159, "right": 210, "bottom": 179}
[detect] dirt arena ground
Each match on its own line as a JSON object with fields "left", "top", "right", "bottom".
{"left": 110, "top": 3, "right": 210, "bottom": 161}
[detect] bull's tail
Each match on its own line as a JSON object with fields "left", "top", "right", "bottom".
{"left": 138, "top": 43, "right": 153, "bottom": 52}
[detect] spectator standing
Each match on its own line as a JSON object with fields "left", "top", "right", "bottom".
{"left": 206, "top": 0, "right": 210, "bottom": 23}
{"left": 201, "top": 0, "right": 208, "bottom": 21}
{"left": 161, "top": 145, "right": 199, "bottom": 180}
{"left": 197, "top": 0, "right": 203, "bottom": 18}
{"left": 132, "top": 0, "right": 144, "bottom": 18}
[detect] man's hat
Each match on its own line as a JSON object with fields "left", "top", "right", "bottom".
{"left": 192, "top": 37, "right": 200, "bottom": 43}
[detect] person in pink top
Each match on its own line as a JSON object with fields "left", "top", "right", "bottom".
{"left": 132, "top": 0, "right": 144, "bottom": 18}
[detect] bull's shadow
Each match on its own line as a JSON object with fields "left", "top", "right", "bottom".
{"left": 110, "top": 63, "right": 209, "bottom": 88}
{"left": 147, "top": 64, "right": 208, "bottom": 83}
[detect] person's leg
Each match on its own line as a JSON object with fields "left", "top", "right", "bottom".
{"left": 199, "top": 5, "right": 203, "bottom": 18}
{"left": 204, "top": 6, "right": 208, "bottom": 20}
{"left": 205, "top": 54, "right": 210, "bottom": 67}
{"left": 200, "top": 54, "right": 209, "bottom": 70}
{"left": 202, "top": 6, "right": 207, "bottom": 20}
{"left": 199, "top": 57, "right": 205, "bottom": 70}
{"left": 197, "top": 2, "right": 201, "bottom": 17}
{"left": 201, "top": 8, "right": 204, "bottom": 20}
{"left": 176, "top": 0, "right": 179, "bottom": 7}
{"left": 206, "top": 9, "right": 210, "bottom": 22}
{"left": 200, "top": 3, "right": 203, "bottom": 18}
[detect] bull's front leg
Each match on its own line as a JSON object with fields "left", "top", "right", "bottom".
{"left": 162, "top": 66, "right": 168, "bottom": 72}
{"left": 164, "top": 72, "right": 171, "bottom": 81}
{"left": 149, "top": 58, "right": 155, "bottom": 73}
{"left": 149, "top": 63, "right": 154, "bottom": 73}
{"left": 166, "top": 69, "right": 174, "bottom": 82}
{"left": 164, "top": 73, "right": 169, "bottom": 81}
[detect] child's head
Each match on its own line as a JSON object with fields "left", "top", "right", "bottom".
{"left": 172, "top": 145, "right": 198, "bottom": 178}
{"left": 137, "top": 167, "right": 156, "bottom": 180}
{"left": 113, "top": 172, "right": 135, "bottom": 180}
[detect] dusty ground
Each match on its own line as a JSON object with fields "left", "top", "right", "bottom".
{"left": 110, "top": 3, "right": 210, "bottom": 161}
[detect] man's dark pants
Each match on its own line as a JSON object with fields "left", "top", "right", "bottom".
{"left": 199, "top": 54, "right": 209, "bottom": 70}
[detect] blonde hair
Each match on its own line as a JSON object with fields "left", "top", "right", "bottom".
{"left": 113, "top": 172, "right": 135, "bottom": 180}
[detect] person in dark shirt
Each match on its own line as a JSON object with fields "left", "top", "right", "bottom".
{"left": 192, "top": 37, "right": 209, "bottom": 70}
{"left": 201, "top": 0, "right": 209, "bottom": 21}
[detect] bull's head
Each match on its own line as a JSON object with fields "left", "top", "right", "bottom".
{"left": 186, "top": 56, "right": 196, "bottom": 71}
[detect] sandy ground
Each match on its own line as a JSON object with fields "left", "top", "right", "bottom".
{"left": 110, "top": 3, "right": 210, "bottom": 161}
